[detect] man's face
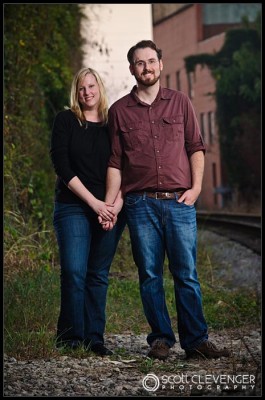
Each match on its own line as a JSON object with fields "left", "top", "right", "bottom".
{"left": 129, "top": 47, "right": 163, "bottom": 87}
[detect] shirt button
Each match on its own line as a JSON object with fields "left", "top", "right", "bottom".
{"left": 158, "top": 166, "right": 161, "bottom": 169}
{"left": 156, "top": 150, "right": 160, "bottom": 153}
{"left": 151, "top": 121, "right": 155, "bottom": 124}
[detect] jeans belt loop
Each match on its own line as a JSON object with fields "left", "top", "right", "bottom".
{"left": 143, "top": 192, "right": 146, "bottom": 201}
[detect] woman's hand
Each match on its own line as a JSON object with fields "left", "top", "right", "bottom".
{"left": 98, "top": 215, "right": 117, "bottom": 231}
{"left": 90, "top": 199, "right": 115, "bottom": 221}
{"left": 97, "top": 189, "right": 123, "bottom": 230}
{"left": 67, "top": 177, "right": 115, "bottom": 220}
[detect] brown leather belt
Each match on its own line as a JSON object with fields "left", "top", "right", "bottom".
{"left": 133, "top": 191, "right": 185, "bottom": 199}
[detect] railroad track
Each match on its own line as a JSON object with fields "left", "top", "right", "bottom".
{"left": 196, "top": 211, "right": 261, "bottom": 255}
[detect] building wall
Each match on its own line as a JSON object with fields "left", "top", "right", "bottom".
{"left": 152, "top": 3, "right": 191, "bottom": 24}
{"left": 153, "top": 3, "right": 261, "bottom": 210}
{"left": 153, "top": 4, "right": 226, "bottom": 210}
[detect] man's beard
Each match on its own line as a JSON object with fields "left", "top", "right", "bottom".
{"left": 135, "top": 71, "right": 160, "bottom": 87}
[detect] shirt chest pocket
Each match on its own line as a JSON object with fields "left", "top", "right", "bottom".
{"left": 120, "top": 121, "right": 149, "bottom": 150}
{"left": 161, "top": 115, "right": 184, "bottom": 142}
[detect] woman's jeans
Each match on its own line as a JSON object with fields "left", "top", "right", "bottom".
{"left": 125, "top": 192, "right": 208, "bottom": 350}
{"left": 53, "top": 202, "right": 126, "bottom": 347}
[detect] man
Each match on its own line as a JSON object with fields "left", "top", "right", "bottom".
{"left": 104, "top": 40, "right": 231, "bottom": 361}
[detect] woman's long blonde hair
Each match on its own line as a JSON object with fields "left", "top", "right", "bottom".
{"left": 68, "top": 67, "right": 108, "bottom": 125}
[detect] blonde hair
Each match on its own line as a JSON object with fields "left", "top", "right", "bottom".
{"left": 68, "top": 67, "right": 108, "bottom": 125}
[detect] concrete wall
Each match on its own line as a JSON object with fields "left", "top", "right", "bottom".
{"left": 81, "top": 4, "right": 153, "bottom": 106}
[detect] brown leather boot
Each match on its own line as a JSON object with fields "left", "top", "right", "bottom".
{"left": 186, "top": 340, "right": 231, "bottom": 359}
{"left": 147, "top": 339, "right": 170, "bottom": 360}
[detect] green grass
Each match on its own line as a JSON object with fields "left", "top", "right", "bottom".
{"left": 4, "top": 227, "right": 260, "bottom": 360}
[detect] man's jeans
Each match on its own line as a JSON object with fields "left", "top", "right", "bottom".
{"left": 125, "top": 192, "right": 208, "bottom": 350}
{"left": 53, "top": 202, "right": 126, "bottom": 347}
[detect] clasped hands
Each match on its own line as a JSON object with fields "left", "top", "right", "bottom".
{"left": 95, "top": 204, "right": 115, "bottom": 231}
{"left": 95, "top": 199, "right": 123, "bottom": 231}
{"left": 98, "top": 213, "right": 117, "bottom": 231}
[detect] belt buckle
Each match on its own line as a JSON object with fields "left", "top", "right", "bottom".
{"left": 155, "top": 192, "right": 170, "bottom": 199}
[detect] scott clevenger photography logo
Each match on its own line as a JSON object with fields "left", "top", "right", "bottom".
{"left": 142, "top": 373, "right": 256, "bottom": 394}
{"left": 142, "top": 374, "right": 160, "bottom": 392}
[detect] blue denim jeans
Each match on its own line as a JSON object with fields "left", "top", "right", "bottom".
{"left": 125, "top": 192, "right": 208, "bottom": 350}
{"left": 53, "top": 202, "right": 126, "bottom": 347}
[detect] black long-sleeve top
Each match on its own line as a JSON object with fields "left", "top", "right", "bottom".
{"left": 50, "top": 109, "right": 111, "bottom": 204}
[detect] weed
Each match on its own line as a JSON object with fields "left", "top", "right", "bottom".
{"left": 4, "top": 225, "right": 261, "bottom": 360}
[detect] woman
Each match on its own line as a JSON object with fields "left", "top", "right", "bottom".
{"left": 50, "top": 67, "right": 125, "bottom": 356}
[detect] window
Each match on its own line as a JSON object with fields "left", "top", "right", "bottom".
{"left": 212, "top": 162, "right": 218, "bottom": 205}
{"left": 166, "top": 74, "right": 170, "bottom": 88}
{"left": 176, "top": 70, "right": 181, "bottom": 91}
{"left": 187, "top": 72, "right": 194, "bottom": 99}
{"left": 208, "top": 111, "right": 215, "bottom": 144}
{"left": 200, "top": 113, "right": 206, "bottom": 142}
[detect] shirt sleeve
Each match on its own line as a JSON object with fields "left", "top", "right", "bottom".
{"left": 184, "top": 96, "right": 206, "bottom": 157}
{"left": 50, "top": 111, "right": 76, "bottom": 185}
{"left": 108, "top": 106, "right": 124, "bottom": 170}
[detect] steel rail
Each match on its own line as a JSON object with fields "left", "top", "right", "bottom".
{"left": 197, "top": 210, "right": 260, "bottom": 228}
{"left": 196, "top": 211, "right": 261, "bottom": 255}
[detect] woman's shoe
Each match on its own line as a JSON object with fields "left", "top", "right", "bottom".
{"left": 90, "top": 343, "right": 113, "bottom": 356}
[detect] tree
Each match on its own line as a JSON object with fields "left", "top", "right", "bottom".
{"left": 4, "top": 4, "right": 84, "bottom": 226}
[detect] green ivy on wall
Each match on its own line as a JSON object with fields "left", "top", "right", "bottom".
{"left": 4, "top": 4, "right": 84, "bottom": 229}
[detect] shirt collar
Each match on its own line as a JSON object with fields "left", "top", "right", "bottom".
{"left": 126, "top": 86, "right": 139, "bottom": 106}
{"left": 160, "top": 87, "right": 173, "bottom": 100}
{"left": 127, "top": 85, "right": 173, "bottom": 107}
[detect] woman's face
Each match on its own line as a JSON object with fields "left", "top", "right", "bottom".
{"left": 78, "top": 73, "right": 100, "bottom": 110}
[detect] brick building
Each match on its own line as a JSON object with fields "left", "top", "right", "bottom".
{"left": 152, "top": 3, "right": 261, "bottom": 210}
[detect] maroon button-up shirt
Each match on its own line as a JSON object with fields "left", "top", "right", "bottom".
{"left": 108, "top": 86, "right": 206, "bottom": 195}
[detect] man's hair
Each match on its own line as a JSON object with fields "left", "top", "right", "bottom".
{"left": 127, "top": 40, "right": 162, "bottom": 65}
